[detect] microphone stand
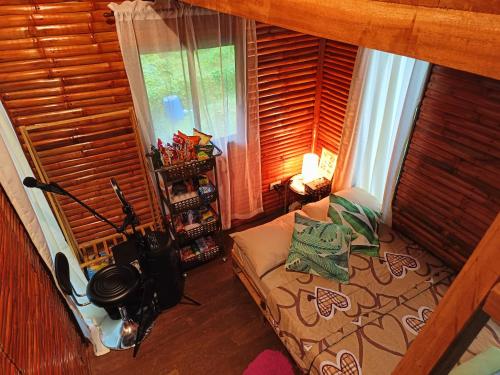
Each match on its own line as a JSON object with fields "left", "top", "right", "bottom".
{"left": 30, "top": 179, "right": 157, "bottom": 356}
{"left": 50, "top": 182, "right": 128, "bottom": 236}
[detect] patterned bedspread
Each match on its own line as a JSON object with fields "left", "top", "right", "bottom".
{"left": 253, "top": 224, "right": 499, "bottom": 373}
{"left": 309, "top": 278, "right": 499, "bottom": 375}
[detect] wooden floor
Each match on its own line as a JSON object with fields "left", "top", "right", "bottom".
{"left": 90, "top": 229, "right": 293, "bottom": 375}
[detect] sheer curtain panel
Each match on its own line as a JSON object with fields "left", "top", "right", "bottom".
{"left": 109, "top": 0, "right": 263, "bottom": 228}
{"left": 0, "top": 102, "right": 109, "bottom": 355}
{"left": 333, "top": 48, "right": 430, "bottom": 225}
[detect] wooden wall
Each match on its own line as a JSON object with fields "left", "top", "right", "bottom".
{"left": 393, "top": 65, "right": 500, "bottom": 270}
{"left": 0, "top": 1, "right": 153, "bottom": 247}
{"left": 0, "top": 3, "right": 357, "bottom": 226}
{"left": 256, "top": 23, "right": 320, "bottom": 213}
{"left": 256, "top": 23, "right": 357, "bottom": 213}
{"left": 314, "top": 40, "right": 357, "bottom": 155}
{"left": 0, "top": 186, "right": 91, "bottom": 374}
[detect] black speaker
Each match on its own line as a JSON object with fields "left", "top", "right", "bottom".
{"left": 144, "top": 231, "right": 184, "bottom": 310}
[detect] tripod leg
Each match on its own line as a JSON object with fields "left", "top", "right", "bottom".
{"left": 132, "top": 279, "right": 158, "bottom": 357}
{"left": 180, "top": 294, "right": 201, "bottom": 306}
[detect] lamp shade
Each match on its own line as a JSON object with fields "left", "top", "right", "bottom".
{"left": 301, "top": 153, "right": 319, "bottom": 183}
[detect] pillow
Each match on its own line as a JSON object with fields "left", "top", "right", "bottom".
{"left": 328, "top": 194, "right": 381, "bottom": 257}
{"left": 301, "top": 196, "right": 330, "bottom": 221}
{"left": 285, "top": 213, "right": 352, "bottom": 283}
{"left": 230, "top": 210, "right": 307, "bottom": 277}
{"left": 335, "top": 187, "right": 381, "bottom": 212}
{"left": 302, "top": 187, "right": 381, "bottom": 222}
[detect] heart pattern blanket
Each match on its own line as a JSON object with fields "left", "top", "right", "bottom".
{"left": 251, "top": 225, "right": 499, "bottom": 373}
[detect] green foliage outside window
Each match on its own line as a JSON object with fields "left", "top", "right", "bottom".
{"left": 141, "top": 45, "right": 237, "bottom": 142}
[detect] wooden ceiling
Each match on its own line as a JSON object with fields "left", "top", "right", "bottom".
{"left": 183, "top": 0, "right": 500, "bottom": 80}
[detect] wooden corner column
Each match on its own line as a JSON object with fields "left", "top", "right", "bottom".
{"left": 393, "top": 213, "right": 500, "bottom": 374}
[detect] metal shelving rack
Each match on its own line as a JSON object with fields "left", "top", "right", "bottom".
{"left": 150, "top": 144, "right": 224, "bottom": 270}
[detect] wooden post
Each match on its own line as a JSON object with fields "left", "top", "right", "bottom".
{"left": 393, "top": 213, "right": 500, "bottom": 374}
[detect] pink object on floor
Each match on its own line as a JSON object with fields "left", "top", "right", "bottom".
{"left": 243, "top": 349, "right": 295, "bottom": 375}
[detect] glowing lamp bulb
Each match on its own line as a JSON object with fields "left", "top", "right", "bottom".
{"left": 302, "top": 153, "right": 319, "bottom": 183}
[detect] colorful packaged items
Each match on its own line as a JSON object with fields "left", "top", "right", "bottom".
{"left": 153, "top": 129, "right": 214, "bottom": 165}
{"left": 199, "top": 206, "right": 216, "bottom": 223}
{"left": 180, "top": 245, "right": 197, "bottom": 261}
{"left": 193, "top": 128, "right": 212, "bottom": 146}
{"left": 194, "top": 236, "right": 217, "bottom": 254}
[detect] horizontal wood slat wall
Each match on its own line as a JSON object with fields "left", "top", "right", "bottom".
{"left": 0, "top": 186, "right": 91, "bottom": 375}
{"left": 256, "top": 23, "right": 321, "bottom": 213}
{"left": 315, "top": 40, "right": 357, "bottom": 155}
{"left": 22, "top": 110, "right": 155, "bottom": 247}
{"left": 256, "top": 23, "right": 357, "bottom": 213}
{"left": 0, "top": 1, "right": 153, "bottom": 246}
{"left": 393, "top": 65, "right": 500, "bottom": 270}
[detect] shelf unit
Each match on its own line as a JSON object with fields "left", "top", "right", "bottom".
{"left": 151, "top": 144, "right": 224, "bottom": 270}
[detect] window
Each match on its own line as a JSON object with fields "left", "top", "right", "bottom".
{"left": 141, "top": 45, "right": 237, "bottom": 141}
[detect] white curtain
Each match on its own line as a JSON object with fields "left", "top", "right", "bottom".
{"left": 109, "top": 0, "right": 263, "bottom": 228}
{"left": 0, "top": 102, "right": 109, "bottom": 355}
{"left": 333, "top": 48, "right": 430, "bottom": 225}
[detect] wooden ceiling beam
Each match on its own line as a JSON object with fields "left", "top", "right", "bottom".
{"left": 183, "top": 0, "right": 500, "bottom": 80}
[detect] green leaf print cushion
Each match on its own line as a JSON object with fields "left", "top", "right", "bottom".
{"left": 285, "top": 213, "right": 353, "bottom": 283}
{"left": 328, "top": 194, "right": 382, "bottom": 257}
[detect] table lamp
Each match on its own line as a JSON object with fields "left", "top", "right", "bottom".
{"left": 301, "top": 153, "right": 319, "bottom": 183}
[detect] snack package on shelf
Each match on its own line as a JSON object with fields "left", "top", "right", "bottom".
{"left": 198, "top": 183, "right": 215, "bottom": 196}
{"left": 193, "top": 128, "right": 212, "bottom": 146}
{"left": 179, "top": 236, "right": 218, "bottom": 263}
{"left": 172, "top": 180, "right": 195, "bottom": 195}
{"left": 168, "top": 181, "right": 197, "bottom": 203}
{"left": 174, "top": 206, "right": 215, "bottom": 234}
{"left": 152, "top": 129, "right": 214, "bottom": 166}
{"left": 173, "top": 215, "right": 185, "bottom": 233}
{"left": 168, "top": 175, "right": 215, "bottom": 205}
{"left": 195, "top": 144, "right": 214, "bottom": 160}
{"left": 194, "top": 236, "right": 217, "bottom": 254}
{"left": 181, "top": 210, "right": 202, "bottom": 231}
{"left": 199, "top": 206, "right": 216, "bottom": 224}
{"left": 180, "top": 245, "right": 197, "bottom": 262}
{"left": 197, "top": 174, "right": 210, "bottom": 186}
{"left": 177, "top": 131, "right": 200, "bottom": 161}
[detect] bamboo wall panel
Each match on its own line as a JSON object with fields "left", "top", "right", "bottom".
{"left": 256, "top": 24, "right": 357, "bottom": 213}
{"left": 0, "top": 186, "right": 91, "bottom": 375}
{"left": 393, "top": 65, "right": 500, "bottom": 270}
{"left": 0, "top": 1, "right": 153, "bottom": 246}
{"left": 256, "top": 23, "right": 320, "bottom": 213}
{"left": 314, "top": 40, "right": 357, "bottom": 155}
{"left": 23, "top": 110, "right": 155, "bottom": 247}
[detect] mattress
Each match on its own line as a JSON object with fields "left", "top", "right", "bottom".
{"left": 234, "top": 223, "right": 500, "bottom": 373}
{"left": 309, "top": 279, "right": 500, "bottom": 375}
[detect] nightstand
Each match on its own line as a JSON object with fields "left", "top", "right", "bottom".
{"left": 284, "top": 174, "right": 332, "bottom": 212}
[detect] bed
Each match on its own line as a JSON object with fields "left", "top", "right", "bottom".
{"left": 231, "top": 196, "right": 499, "bottom": 374}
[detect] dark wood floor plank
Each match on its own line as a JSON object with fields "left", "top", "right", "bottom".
{"left": 90, "top": 239, "right": 293, "bottom": 375}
